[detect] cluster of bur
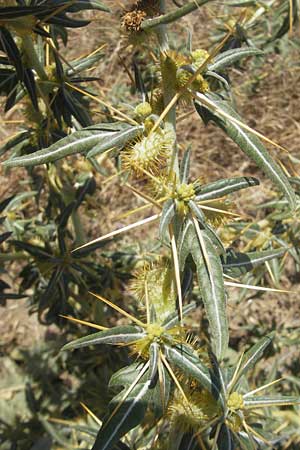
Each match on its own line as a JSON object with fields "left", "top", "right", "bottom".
{"left": 1, "top": 1, "right": 300, "bottom": 449}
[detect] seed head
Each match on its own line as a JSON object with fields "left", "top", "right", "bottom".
{"left": 121, "top": 9, "right": 147, "bottom": 32}
{"left": 134, "top": 101, "right": 152, "bottom": 119}
{"left": 191, "top": 48, "right": 211, "bottom": 68}
{"left": 122, "top": 124, "right": 175, "bottom": 176}
{"left": 227, "top": 391, "right": 244, "bottom": 411}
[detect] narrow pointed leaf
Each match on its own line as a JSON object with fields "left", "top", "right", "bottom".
{"left": 208, "top": 47, "right": 263, "bottom": 72}
{"left": 0, "top": 27, "right": 23, "bottom": 80}
{"left": 179, "top": 148, "right": 191, "bottom": 184}
{"left": 87, "top": 125, "right": 143, "bottom": 158}
{"left": 195, "top": 177, "right": 259, "bottom": 202}
{"left": 222, "top": 247, "right": 287, "bottom": 277}
{"left": 163, "top": 301, "right": 197, "bottom": 329}
{"left": 2, "top": 123, "right": 141, "bottom": 167}
{"left": 23, "top": 68, "right": 38, "bottom": 111}
{"left": 0, "top": 130, "right": 31, "bottom": 156}
{"left": 188, "top": 200, "right": 206, "bottom": 224}
{"left": 217, "top": 424, "right": 234, "bottom": 450}
{"left": 195, "top": 94, "right": 297, "bottom": 209}
{"left": 66, "top": 0, "right": 110, "bottom": 13}
{"left": 166, "top": 344, "right": 222, "bottom": 400}
{"left": 191, "top": 225, "right": 228, "bottom": 359}
{"left": 236, "top": 333, "right": 275, "bottom": 384}
{"left": 178, "top": 218, "right": 195, "bottom": 269}
{"left": 244, "top": 396, "right": 300, "bottom": 409}
{"left": 11, "top": 240, "right": 53, "bottom": 260}
{"left": 61, "top": 325, "right": 145, "bottom": 351}
{"left": 159, "top": 199, "right": 175, "bottom": 240}
{"left": 148, "top": 342, "right": 159, "bottom": 387}
{"left": 109, "top": 363, "right": 145, "bottom": 390}
{"left": 91, "top": 381, "right": 151, "bottom": 450}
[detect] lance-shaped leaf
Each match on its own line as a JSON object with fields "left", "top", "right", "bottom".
{"left": 166, "top": 344, "right": 222, "bottom": 401}
{"left": 222, "top": 247, "right": 287, "bottom": 278}
{"left": 91, "top": 380, "right": 151, "bottom": 450}
{"left": 0, "top": 130, "right": 31, "bottom": 156}
{"left": 205, "top": 223, "right": 226, "bottom": 255}
{"left": 188, "top": 200, "right": 206, "bottom": 224}
{"left": 217, "top": 424, "right": 234, "bottom": 450}
{"left": 65, "top": 0, "right": 110, "bottom": 13}
{"left": 234, "top": 333, "right": 275, "bottom": 385}
{"left": 2, "top": 123, "right": 142, "bottom": 167}
{"left": 148, "top": 342, "right": 159, "bottom": 387}
{"left": 0, "top": 27, "right": 24, "bottom": 80}
{"left": 159, "top": 199, "right": 176, "bottom": 241}
{"left": 162, "top": 301, "right": 197, "bottom": 329}
{"left": 179, "top": 148, "right": 191, "bottom": 184}
{"left": 244, "top": 396, "right": 300, "bottom": 409}
{"left": 109, "top": 361, "right": 170, "bottom": 416}
{"left": 178, "top": 219, "right": 195, "bottom": 268}
{"left": 195, "top": 177, "right": 259, "bottom": 202}
{"left": 61, "top": 325, "right": 145, "bottom": 351}
{"left": 11, "top": 240, "right": 53, "bottom": 260}
{"left": 207, "top": 47, "right": 263, "bottom": 73}
{"left": 195, "top": 94, "right": 297, "bottom": 209}
{"left": 186, "top": 220, "right": 228, "bottom": 359}
{"left": 87, "top": 125, "right": 143, "bottom": 158}
{"left": 109, "top": 363, "right": 145, "bottom": 390}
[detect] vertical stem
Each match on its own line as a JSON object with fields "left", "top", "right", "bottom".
{"left": 156, "top": 0, "right": 179, "bottom": 179}
{"left": 21, "top": 34, "right": 48, "bottom": 81}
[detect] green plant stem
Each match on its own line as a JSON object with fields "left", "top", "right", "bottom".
{"left": 156, "top": 0, "right": 179, "bottom": 180}
{"left": 21, "top": 34, "right": 48, "bottom": 81}
{"left": 141, "top": 0, "right": 212, "bottom": 30}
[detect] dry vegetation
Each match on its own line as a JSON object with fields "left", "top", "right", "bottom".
{"left": 1, "top": 2, "right": 299, "bottom": 351}
{"left": 0, "top": 2, "right": 300, "bottom": 448}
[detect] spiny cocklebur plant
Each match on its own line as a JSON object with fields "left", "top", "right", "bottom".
{"left": 210, "top": 0, "right": 299, "bottom": 51}
{"left": 218, "top": 176, "right": 300, "bottom": 297}
{"left": 2, "top": 0, "right": 300, "bottom": 449}
{"left": 0, "top": 0, "right": 123, "bottom": 316}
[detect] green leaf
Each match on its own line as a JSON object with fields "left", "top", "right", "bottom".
{"left": 195, "top": 94, "right": 297, "bottom": 209}
{"left": 67, "top": 49, "right": 104, "bottom": 75}
{"left": 148, "top": 342, "right": 159, "bottom": 387}
{"left": 109, "top": 363, "right": 170, "bottom": 417}
{"left": 208, "top": 47, "right": 263, "bottom": 72}
{"left": 11, "top": 240, "right": 53, "bottom": 260}
{"left": 186, "top": 221, "right": 228, "bottom": 359}
{"left": 163, "top": 301, "right": 197, "bottom": 329}
{"left": 244, "top": 396, "right": 300, "bottom": 409}
{"left": 195, "top": 177, "right": 259, "bottom": 202}
{"left": 87, "top": 125, "right": 143, "bottom": 158}
{"left": 159, "top": 199, "right": 176, "bottom": 240}
{"left": 217, "top": 424, "right": 234, "bottom": 450}
{"left": 235, "top": 333, "right": 275, "bottom": 384}
{"left": 179, "top": 148, "right": 191, "bottom": 184}
{"left": 61, "top": 326, "right": 145, "bottom": 351}
{"left": 222, "top": 247, "right": 287, "bottom": 277}
{"left": 91, "top": 381, "right": 151, "bottom": 450}
{"left": 188, "top": 200, "right": 206, "bottom": 224}
{"left": 0, "top": 130, "right": 31, "bottom": 156}
{"left": 2, "top": 123, "right": 142, "bottom": 167}
{"left": 66, "top": 0, "right": 111, "bottom": 13}
{"left": 166, "top": 344, "right": 223, "bottom": 402}
{"left": 109, "top": 363, "right": 143, "bottom": 391}
{"left": 178, "top": 219, "right": 195, "bottom": 268}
